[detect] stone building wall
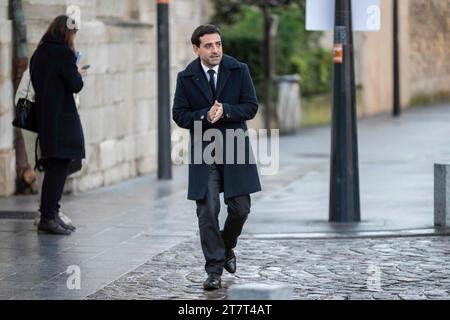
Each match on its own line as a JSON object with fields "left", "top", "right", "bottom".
{"left": 0, "top": 0, "right": 15, "bottom": 196}
{"left": 407, "top": 0, "right": 450, "bottom": 101}
{"left": 358, "top": 0, "right": 450, "bottom": 116}
{"left": 320, "top": 0, "right": 450, "bottom": 116}
{"left": 358, "top": 0, "right": 394, "bottom": 116}
{"left": 0, "top": 0, "right": 212, "bottom": 196}
{"left": 2, "top": 0, "right": 448, "bottom": 196}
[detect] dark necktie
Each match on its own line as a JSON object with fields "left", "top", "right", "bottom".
{"left": 207, "top": 69, "right": 216, "bottom": 99}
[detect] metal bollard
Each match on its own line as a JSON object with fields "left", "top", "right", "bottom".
{"left": 434, "top": 163, "right": 450, "bottom": 227}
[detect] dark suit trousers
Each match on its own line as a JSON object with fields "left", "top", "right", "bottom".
{"left": 195, "top": 164, "right": 251, "bottom": 275}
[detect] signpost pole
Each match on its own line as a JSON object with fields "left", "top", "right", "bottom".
{"left": 329, "top": 0, "right": 361, "bottom": 222}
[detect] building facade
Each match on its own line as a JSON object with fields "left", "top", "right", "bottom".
{"left": 358, "top": 0, "right": 450, "bottom": 116}
{"left": 0, "top": 0, "right": 449, "bottom": 196}
{"left": 0, "top": 0, "right": 213, "bottom": 196}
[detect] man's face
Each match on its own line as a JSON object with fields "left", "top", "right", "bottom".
{"left": 193, "top": 33, "right": 223, "bottom": 68}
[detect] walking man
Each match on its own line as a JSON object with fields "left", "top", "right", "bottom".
{"left": 172, "top": 24, "right": 261, "bottom": 290}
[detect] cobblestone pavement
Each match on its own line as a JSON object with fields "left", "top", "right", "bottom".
{"left": 89, "top": 235, "right": 450, "bottom": 300}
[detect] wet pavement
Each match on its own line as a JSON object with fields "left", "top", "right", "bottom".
{"left": 1, "top": 103, "right": 450, "bottom": 299}
{"left": 0, "top": 168, "right": 197, "bottom": 299}
{"left": 89, "top": 235, "right": 450, "bottom": 300}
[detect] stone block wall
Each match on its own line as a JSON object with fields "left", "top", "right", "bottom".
{"left": 408, "top": 0, "right": 450, "bottom": 100}
{"left": 320, "top": 0, "right": 449, "bottom": 116}
{"left": 0, "top": 0, "right": 15, "bottom": 196}
{"left": 357, "top": 0, "right": 450, "bottom": 115}
{"left": 0, "top": 0, "right": 212, "bottom": 196}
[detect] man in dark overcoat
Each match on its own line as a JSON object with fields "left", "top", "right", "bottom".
{"left": 172, "top": 24, "right": 261, "bottom": 290}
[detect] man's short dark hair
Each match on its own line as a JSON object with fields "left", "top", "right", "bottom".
{"left": 191, "top": 24, "right": 221, "bottom": 47}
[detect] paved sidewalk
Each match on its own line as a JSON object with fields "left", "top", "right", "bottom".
{"left": 1, "top": 103, "right": 450, "bottom": 299}
{"left": 246, "top": 103, "right": 450, "bottom": 235}
{"left": 0, "top": 167, "right": 197, "bottom": 299}
{"left": 89, "top": 235, "right": 450, "bottom": 300}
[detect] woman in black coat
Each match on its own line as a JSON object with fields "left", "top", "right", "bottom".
{"left": 30, "top": 15, "right": 86, "bottom": 235}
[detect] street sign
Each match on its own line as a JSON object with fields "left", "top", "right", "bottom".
{"left": 333, "top": 44, "right": 343, "bottom": 64}
{"left": 306, "top": 0, "right": 380, "bottom": 31}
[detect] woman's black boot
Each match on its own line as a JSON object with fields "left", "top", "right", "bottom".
{"left": 38, "top": 213, "right": 72, "bottom": 235}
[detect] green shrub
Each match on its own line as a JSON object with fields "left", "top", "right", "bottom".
{"left": 215, "top": 4, "right": 332, "bottom": 99}
{"left": 290, "top": 49, "right": 332, "bottom": 96}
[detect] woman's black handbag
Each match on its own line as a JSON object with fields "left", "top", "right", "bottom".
{"left": 12, "top": 71, "right": 38, "bottom": 133}
{"left": 68, "top": 159, "right": 83, "bottom": 175}
{"left": 13, "top": 98, "right": 37, "bottom": 132}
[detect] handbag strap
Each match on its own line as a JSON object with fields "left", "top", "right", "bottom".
{"left": 25, "top": 59, "right": 35, "bottom": 100}
{"left": 24, "top": 75, "right": 31, "bottom": 100}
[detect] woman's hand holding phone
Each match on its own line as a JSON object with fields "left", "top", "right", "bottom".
{"left": 78, "top": 65, "right": 88, "bottom": 77}
{"left": 76, "top": 51, "right": 89, "bottom": 77}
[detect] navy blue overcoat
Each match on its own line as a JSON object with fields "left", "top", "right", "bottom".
{"left": 172, "top": 55, "right": 262, "bottom": 200}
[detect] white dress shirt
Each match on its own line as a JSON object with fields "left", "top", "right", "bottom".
{"left": 200, "top": 62, "right": 222, "bottom": 123}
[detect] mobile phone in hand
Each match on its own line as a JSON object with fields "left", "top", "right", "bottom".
{"left": 81, "top": 65, "right": 90, "bottom": 70}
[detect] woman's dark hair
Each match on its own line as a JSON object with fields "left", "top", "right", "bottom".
{"left": 40, "top": 15, "right": 78, "bottom": 51}
{"left": 191, "top": 24, "right": 221, "bottom": 47}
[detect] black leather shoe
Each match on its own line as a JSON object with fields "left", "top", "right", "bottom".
{"left": 203, "top": 273, "right": 221, "bottom": 290}
{"left": 224, "top": 249, "right": 236, "bottom": 274}
{"left": 38, "top": 218, "right": 71, "bottom": 235}
{"left": 55, "top": 213, "right": 76, "bottom": 231}
{"left": 37, "top": 210, "right": 76, "bottom": 231}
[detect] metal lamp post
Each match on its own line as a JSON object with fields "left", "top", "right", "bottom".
{"left": 329, "top": 0, "right": 361, "bottom": 222}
